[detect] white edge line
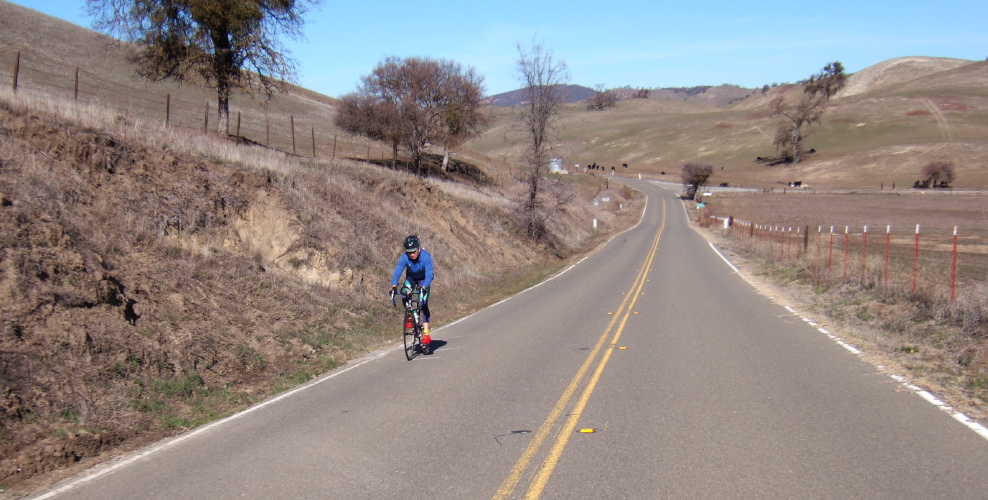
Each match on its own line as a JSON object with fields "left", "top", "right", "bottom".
{"left": 37, "top": 183, "right": 658, "bottom": 497}
{"left": 707, "top": 242, "right": 741, "bottom": 273}
{"left": 704, "top": 235, "right": 988, "bottom": 443}
{"left": 32, "top": 350, "right": 389, "bottom": 499}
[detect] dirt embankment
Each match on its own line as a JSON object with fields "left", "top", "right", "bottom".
{"left": 0, "top": 97, "right": 640, "bottom": 495}
{"left": 0, "top": 100, "right": 321, "bottom": 490}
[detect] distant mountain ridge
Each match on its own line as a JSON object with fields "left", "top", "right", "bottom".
{"left": 486, "top": 84, "right": 756, "bottom": 108}
{"left": 484, "top": 85, "right": 597, "bottom": 107}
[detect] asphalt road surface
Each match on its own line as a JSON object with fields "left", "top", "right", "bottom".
{"left": 33, "top": 179, "right": 988, "bottom": 499}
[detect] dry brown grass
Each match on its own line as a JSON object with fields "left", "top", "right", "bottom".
{"left": 0, "top": 71, "right": 642, "bottom": 496}
{"left": 468, "top": 60, "right": 988, "bottom": 190}
{"left": 5, "top": 0, "right": 988, "bottom": 490}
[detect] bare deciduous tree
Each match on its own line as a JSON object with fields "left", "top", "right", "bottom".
{"left": 921, "top": 160, "right": 956, "bottom": 187}
{"left": 335, "top": 93, "right": 405, "bottom": 166}
{"left": 437, "top": 66, "right": 489, "bottom": 172}
{"left": 586, "top": 84, "right": 617, "bottom": 110}
{"left": 515, "top": 40, "right": 570, "bottom": 240}
{"left": 681, "top": 162, "right": 714, "bottom": 199}
{"left": 87, "top": 0, "right": 317, "bottom": 135}
{"left": 770, "top": 62, "right": 846, "bottom": 174}
{"left": 336, "top": 57, "right": 487, "bottom": 175}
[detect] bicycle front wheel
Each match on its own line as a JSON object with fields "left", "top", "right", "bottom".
{"left": 403, "top": 317, "right": 420, "bottom": 360}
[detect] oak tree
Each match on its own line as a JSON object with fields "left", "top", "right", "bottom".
{"left": 336, "top": 57, "right": 487, "bottom": 174}
{"left": 87, "top": 0, "right": 316, "bottom": 134}
{"left": 771, "top": 62, "right": 846, "bottom": 171}
{"left": 334, "top": 93, "right": 405, "bottom": 166}
{"left": 680, "top": 162, "right": 714, "bottom": 200}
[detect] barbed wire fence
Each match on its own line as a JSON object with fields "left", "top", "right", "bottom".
{"left": 698, "top": 209, "right": 988, "bottom": 306}
{"left": 0, "top": 48, "right": 403, "bottom": 164}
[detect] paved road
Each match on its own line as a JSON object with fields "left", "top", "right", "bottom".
{"left": 34, "top": 179, "right": 988, "bottom": 499}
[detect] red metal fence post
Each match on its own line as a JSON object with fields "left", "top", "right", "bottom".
{"left": 862, "top": 226, "right": 869, "bottom": 283}
{"left": 788, "top": 227, "right": 793, "bottom": 260}
{"left": 912, "top": 224, "right": 920, "bottom": 294}
{"left": 779, "top": 226, "right": 784, "bottom": 260}
{"left": 951, "top": 226, "right": 958, "bottom": 303}
{"left": 843, "top": 226, "right": 850, "bottom": 279}
{"left": 884, "top": 225, "right": 891, "bottom": 288}
{"left": 828, "top": 226, "right": 834, "bottom": 273}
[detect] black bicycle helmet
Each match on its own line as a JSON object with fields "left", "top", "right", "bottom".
{"left": 403, "top": 234, "right": 420, "bottom": 253}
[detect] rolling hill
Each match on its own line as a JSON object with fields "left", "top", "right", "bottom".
{"left": 2, "top": 1, "right": 988, "bottom": 495}
{"left": 468, "top": 57, "right": 988, "bottom": 189}
{"left": 5, "top": 0, "right": 985, "bottom": 190}
{"left": 0, "top": 1, "right": 641, "bottom": 494}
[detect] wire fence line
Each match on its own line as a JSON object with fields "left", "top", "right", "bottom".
{"left": 699, "top": 211, "right": 988, "bottom": 303}
{"left": 0, "top": 48, "right": 396, "bottom": 163}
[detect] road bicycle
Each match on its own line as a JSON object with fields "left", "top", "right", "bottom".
{"left": 391, "top": 285, "right": 430, "bottom": 359}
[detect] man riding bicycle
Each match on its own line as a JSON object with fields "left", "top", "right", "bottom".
{"left": 391, "top": 234, "right": 434, "bottom": 346}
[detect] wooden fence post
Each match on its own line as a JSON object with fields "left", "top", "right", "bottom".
{"left": 265, "top": 117, "right": 270, "bottom": 147}
{"left": 12, "top": 51, "right": 20, "bottom": 93}
{"left": 290, "top": 114, "right": 296, "bottom": 155}
{"left": 236, "top": 111, "right": 241, "bottom": 137}
{"left": 332, "top": 135, "right": 337, "bottom": 160}
{"left": 311, "top": 127, "right": 316, "bottom": 157}
{"left": 203, "top": 104, "right": 209, "bottom": 133}
{"left": 74, "top": 67, "right": 79, "bottom": 101}
{"left": 165, "top": 94, "right": 170, "bottom": 126}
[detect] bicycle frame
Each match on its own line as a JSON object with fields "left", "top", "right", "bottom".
{"left": 394, "top": 287, "right": 428, "bottom": 359}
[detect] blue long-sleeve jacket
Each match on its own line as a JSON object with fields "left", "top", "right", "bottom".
{"left": 391, "top": 249, "right": 434, "bottom": 288}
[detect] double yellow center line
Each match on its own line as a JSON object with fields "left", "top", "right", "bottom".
{"left": 494, "top": 195, "right": 667, "bottom": 499}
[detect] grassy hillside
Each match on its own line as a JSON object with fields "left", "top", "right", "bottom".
{"left": 468, "top": 58, "right": 988, "bottom": 190}
{"left": 0, "top": 2, "right": 644, "bottom": 494}
{"left": 0, "top": 0, "right": 388, "bottom": 164}
{"left": 5, "top": 0, "right": 984, "bottom": 191}
{"left": 0, "top": 74, "right": 641, "bottom": 498}
{"left": 2, "top": 0, "right": 987, "bottom": 494}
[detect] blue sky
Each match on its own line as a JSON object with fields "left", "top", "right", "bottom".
{"left": 12, "top": 0, "right": 988, "bottom": 98}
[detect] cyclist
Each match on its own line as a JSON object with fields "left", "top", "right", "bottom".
{"left": 391, "top": 234, "right": 434, "bottom": 346}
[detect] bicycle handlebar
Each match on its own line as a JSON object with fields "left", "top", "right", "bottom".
{"left": 391, "top": 285, "right": 426, "bottom": 308}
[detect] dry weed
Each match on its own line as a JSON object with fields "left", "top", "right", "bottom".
{"left": 0, "top": 83, "right": 640, "bottom": 494}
